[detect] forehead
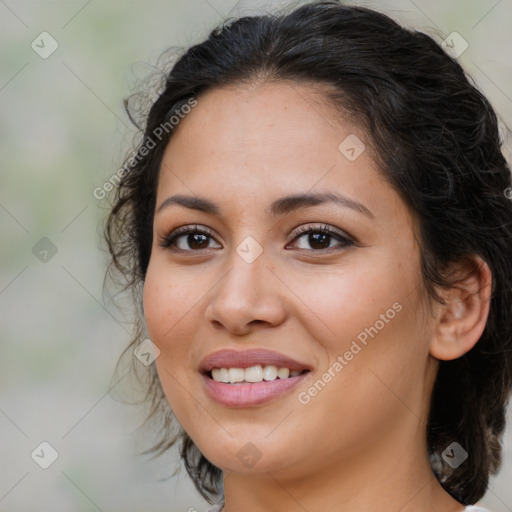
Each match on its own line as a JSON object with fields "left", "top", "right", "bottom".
{"left": 163, "top": 80, "right": 353, "bottom": 162}
{"left": 156, "top": 81, "right": 404, "bottom": 224}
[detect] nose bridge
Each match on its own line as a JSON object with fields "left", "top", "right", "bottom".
{"left": 220, "top": 237, "right": 269, "bottom": 306}
{"left": 206, "top": 235, "right": 286, "bottom": 332}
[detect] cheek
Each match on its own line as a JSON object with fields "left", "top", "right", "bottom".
{"left": 142, "top": 259, "right": 214, "bottom": 393}
{"left": 287, "top": 256, "right": 420, "bottom": 355}
{"left": 142, "top": 263, "right": 190, "bottom": 368}
{"left": 291, "top": 253, "right": 430, "bottom": 411}
{"left": 142, "top": 265, "right": 199, "bottom": 419}
{"left": 143, "top": 260, "right": 195, "bottom": 345}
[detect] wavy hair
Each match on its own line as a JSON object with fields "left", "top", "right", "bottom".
{"left": 104, "top": 1, "right": 512, "bottom": 505}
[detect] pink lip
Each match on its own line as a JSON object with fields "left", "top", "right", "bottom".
{"left": 201, "top": 372, "right": 310, "bottom": 407}
{"left": 199, "top": 349, "right": 312, "bottom": 408}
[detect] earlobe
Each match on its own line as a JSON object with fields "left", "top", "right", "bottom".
{"left": 429, "top": 256, "right": 492, "bottom": 361}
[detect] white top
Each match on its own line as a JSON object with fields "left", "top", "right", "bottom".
{"left": 207, "top": 504, "right": 490, "bottom": 512}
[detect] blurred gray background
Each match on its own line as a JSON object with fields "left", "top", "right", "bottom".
{"left": 1, "top": 0, "right": 511, "bottom": 511}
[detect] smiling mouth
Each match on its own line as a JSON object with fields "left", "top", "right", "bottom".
{"left": 207, "top": 365, "right": 311, "bottom": 384}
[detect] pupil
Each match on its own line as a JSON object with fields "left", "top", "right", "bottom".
{"left": 309, "top": 233, "right": 329, "bottom": 249}
{"left": 189, "top": 233, "right": 208, "bottom": 249}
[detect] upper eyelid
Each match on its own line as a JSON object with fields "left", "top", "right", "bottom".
{"left": 291, "top": 223, "right": 350, "bottom": 237}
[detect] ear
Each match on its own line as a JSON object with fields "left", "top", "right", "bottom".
{"left": 429, "top": 256, "right": 492, "bottom": 361}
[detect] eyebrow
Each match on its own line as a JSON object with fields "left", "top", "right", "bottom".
{"left": 156, "top": 191, "right": 373, "bottom": 218}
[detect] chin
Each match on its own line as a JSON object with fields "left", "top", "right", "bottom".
{"left": 195, "top": 434, "right": 300, "bottom": 475}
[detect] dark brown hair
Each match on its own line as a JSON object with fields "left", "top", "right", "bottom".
{"left": 104, "top": 1, "right": 512, "bottom": 505}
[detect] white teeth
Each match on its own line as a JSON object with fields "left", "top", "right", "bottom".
{"left": 277, "top": 367, "right": 290, "bottom": 379}
{"left": 211, "top": 365, "right": 305, "bottom": 383}
{"left": 228, "top": 368, "right": 245, "bottom": 383}
{"left": 211, "top": 368, "right": 229, "bottom": 383}
{"left": 263, "top": 365, "right": 278, "bottom": 381}
{"left": 244, "top": 365, "right": 263, "bottom": 382}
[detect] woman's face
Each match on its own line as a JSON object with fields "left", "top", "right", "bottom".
{"left": 143, "top": 81, "right": 438, "bottom": 479}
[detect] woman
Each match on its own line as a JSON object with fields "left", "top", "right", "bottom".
{"left": 104, "top": 1, "right": 512, "bottom": 511}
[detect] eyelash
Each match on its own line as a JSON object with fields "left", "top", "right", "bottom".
{"left": 158, "top": 223, "right": 354, "bottom": 253}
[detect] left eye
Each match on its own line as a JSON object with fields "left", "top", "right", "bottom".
{"left": 287, "top": 225, "right": 354, "bottom": 251}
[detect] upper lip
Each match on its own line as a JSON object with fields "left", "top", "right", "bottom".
{"left": 199, "top": 349, "right": 313, "bottom": 373}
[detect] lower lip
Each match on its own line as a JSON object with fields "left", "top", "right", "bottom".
{"left": 201, "top": 372, "right": 310, "bottom": 407}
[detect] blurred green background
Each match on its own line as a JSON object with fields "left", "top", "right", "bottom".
{"left": 1, "top": 1, "right": 511, "bottom": 511}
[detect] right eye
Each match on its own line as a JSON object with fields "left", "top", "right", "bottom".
{"left": 159, "top": 225, "right": 222, "bottom": 252}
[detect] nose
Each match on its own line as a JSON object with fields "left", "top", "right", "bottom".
{"left": 204, "top": 247, "right": 287, "bottom": 336}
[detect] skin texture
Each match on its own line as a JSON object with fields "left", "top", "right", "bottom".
{"left": 142, "top": 81, "right": 491, "bottom": 512}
